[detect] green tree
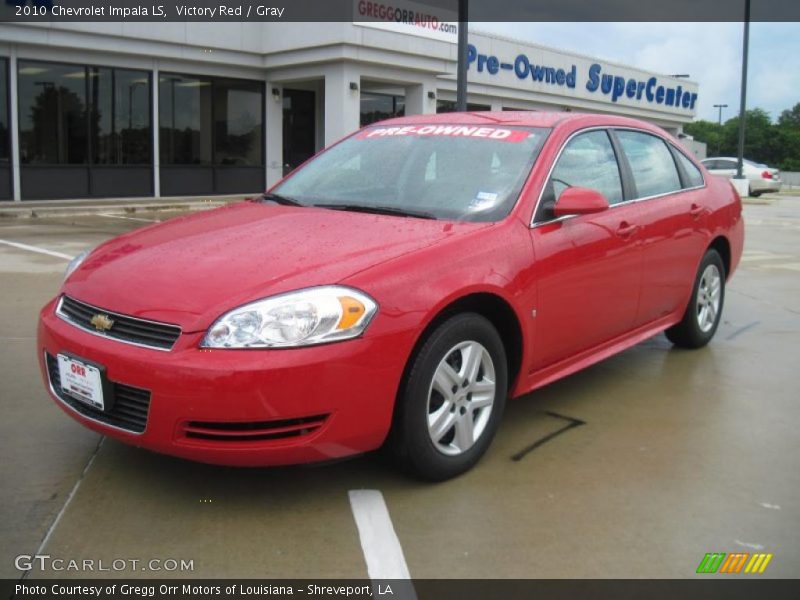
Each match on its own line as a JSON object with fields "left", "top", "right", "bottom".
{"left": 688, "top": 104, "right": 800, "bottom": 170}
{"left": 778, "top": 102, "right": 800, "bottom": 130}
{"left": 775, "top": 128, "right": 800, "bottom": 171}
{"left": 684, "top": 119, "right": 723, "bottom": 155}
{"left": 719, "top": 108, "right": 774, "bottom": 161}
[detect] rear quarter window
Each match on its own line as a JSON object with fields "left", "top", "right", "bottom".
{"left": 674, "top": 151, "right": 705, "bottom": 188}
{"left": 616, "top": 130, "right": 682, "bottom": 198}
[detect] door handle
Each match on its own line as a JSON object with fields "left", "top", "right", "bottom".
{"left": 690, "top": 203, "right": 705, "bottom": 218}
{"left": 616, "top": 222, "right": 639, "bottom": 238}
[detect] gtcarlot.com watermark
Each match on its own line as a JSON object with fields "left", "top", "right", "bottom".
{"left": 15, "top": 554, "right": 194, "bottom": 573}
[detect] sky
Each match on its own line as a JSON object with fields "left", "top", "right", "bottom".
{"left": 474, "top": 22, "right": 800, "bottom": 123}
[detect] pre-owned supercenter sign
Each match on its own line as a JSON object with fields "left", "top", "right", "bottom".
{"left": 467, "top": 44, "right": 698, "bottom": 112}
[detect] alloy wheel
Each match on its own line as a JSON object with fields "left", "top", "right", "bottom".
{"left": 696, "top": 264, "right": 722, "bottom": 333}
{"left": 426, "top": 340, "right": 496, "bottom": 456}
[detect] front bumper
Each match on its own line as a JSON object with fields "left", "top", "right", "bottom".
{"left": 38, "top": 298, "right": 412, "bottom": 466}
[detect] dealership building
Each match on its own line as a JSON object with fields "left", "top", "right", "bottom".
{"left": 0, "top": 19, "right": 701, "bottom": 201}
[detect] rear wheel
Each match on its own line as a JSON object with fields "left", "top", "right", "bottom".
{"left": 389, "top": 313, "right": 507, "bottom": 481}
{"left": 665, "top": 249, "right": 725, "bottom": 348}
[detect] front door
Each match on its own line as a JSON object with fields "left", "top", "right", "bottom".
{"left": 282, "top": 89, "right": 316, "bottom": 176}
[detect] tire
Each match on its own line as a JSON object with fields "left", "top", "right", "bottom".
{"left": 665, "top": 249, "right": 726, "bottom": 348}
{"left": 750, "top": 190, "right": 761, "bottom": 197}
{"left": 389, "top": 313, "right": 508, "bottom": 481}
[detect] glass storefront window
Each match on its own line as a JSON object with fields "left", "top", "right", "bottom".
{"left": 360, "top": 92, "right": 405, "bottom": 126}
{"left": 214, "top": 79, "right": 263, "bottom": 166}
{"left": 91, "top": 68, "right": 151, "bottom": 165}
{"left": 91, "top": 67, "right": 112, "bottom": 164}
{"left": 159, "top": 74, "right": 264, "bottom": 166}
{"left": 18, "top": 60, "right": 151, "bottom": 166}
{"left": 159, "top": 74, "right": 212, "bottom": 165}
{"left": 436, "top": 100, "right": 491, "bottom": 113}
{"left": 18, "top": 61, "right": 89, "bottom": 164}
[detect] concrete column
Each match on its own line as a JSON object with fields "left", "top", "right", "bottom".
{"left": 490, "top": 99, "right": 503, "bottom": 112}
{"left": 265, "top": 81, "right": 284, "bottom": 188}
{"left": 9, "top": 49, "right": 21, "bottom": 201}
{"left": 405, "top": 79, "right": 437, "bottom": 116}
{"left": 324, "top": 64, "right": 360, "bottom": 146}
{"left": 152, "top": 64, "right": 160, "bottom": 197}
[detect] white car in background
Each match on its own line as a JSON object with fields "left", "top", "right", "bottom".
{"left": 701, "top": 157, "right": 783, "bottom": 197}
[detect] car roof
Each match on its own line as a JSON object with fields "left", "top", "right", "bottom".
{"left": 371, "top": 111, "right": 670, "bottom": 135}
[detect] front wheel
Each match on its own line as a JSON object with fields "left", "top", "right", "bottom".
{"left": 665, "top": 249, "right": 725, "bottom": 348}
{"left": 389, "top": 313, "right": 508, "bottom": 481}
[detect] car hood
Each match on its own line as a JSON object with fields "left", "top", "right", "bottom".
{"left": 63, "top": 201, "right": 489, "bottom": 332}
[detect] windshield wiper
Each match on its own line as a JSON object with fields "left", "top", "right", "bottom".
{"left": 259, "top": 192, "right": 304, "bottom": 207}
{"left": 313, "top": 203, "right": 437, "bottom": 220}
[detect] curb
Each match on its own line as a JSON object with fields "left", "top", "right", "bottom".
{"left": 742, "top": 196, "right": 779, "bottom": 206}
{"left": 0, "top": 197, "right": 245, "bottom": 219}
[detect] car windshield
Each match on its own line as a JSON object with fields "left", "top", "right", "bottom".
{"left": 272, "top": 124, "right": 549, "bottom": 221}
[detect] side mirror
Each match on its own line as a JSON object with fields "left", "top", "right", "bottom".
{"left": 553, "top": 187, "right": 610, "bottom": 217}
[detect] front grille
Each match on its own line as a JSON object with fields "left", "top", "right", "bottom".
{"left": 183, "top": 415, "right": 329, "bottom": 442}
{"left": 57, "top": 295, "right": 181, "bottom": 351}
{"left": 46, "top": 353, "right": 151, "bottom": 433}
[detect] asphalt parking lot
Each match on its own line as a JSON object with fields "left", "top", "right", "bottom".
{"left": 1, "top": 196, "right": 798, "bottom": 581}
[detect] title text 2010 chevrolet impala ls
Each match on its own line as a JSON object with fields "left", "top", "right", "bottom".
{"left": 38, "top": 112, "right": 744, "bottom": 480}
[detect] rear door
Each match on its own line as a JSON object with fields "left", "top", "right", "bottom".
{"left": 528, "top": 129, "right": 644, "bottom": 370}
{"left": 613, "top": 130, "right": 710, "bottom": 326}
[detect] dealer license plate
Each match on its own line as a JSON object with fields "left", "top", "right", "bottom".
{"left": 57, "top": 354, "right": 104, "bottom": 410}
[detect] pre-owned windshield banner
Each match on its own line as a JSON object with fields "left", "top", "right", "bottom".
{"left": 357, "top": 125, "right": 532, "bottom": 142}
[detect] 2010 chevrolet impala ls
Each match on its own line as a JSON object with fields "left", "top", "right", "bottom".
{"left": 38, "top": 112, "right": 744, "bottom": 480}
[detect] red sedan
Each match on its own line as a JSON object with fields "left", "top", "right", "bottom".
{"left": 38, "top": 112, "right": 744, "bottom": 480}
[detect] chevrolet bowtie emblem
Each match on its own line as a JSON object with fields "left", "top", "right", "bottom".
{"left": 90, "top": 314, "right": 114, "bottom": 332}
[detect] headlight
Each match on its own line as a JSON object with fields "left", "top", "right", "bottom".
{"left": 202, "top": 286, "right": 378, "bottom": 348}
{"left": 64, "top": 249, "right": 91, "bottom": 281}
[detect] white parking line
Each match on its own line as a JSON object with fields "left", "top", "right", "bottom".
{"left": 0, "top": 239, "right": 74, "bottom": 261}
{"left": 349, "top": 489, "right": 412, "bottom": 580}
{"left": 98, "top": 213, "right": 160, "bottom": 223}
{"left": 22, "top": 437, "right": 105, "bottom": 580}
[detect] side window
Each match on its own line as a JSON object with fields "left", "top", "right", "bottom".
{"left": 674, "top": 150, "right": 704, "bottom": 188}
{"left": 616, "top": 130, "right": 681, "bottom": 198}
{"left": 719, "top": 159, "right": 737, "bottom": 170}
{"left": 536, "top": 130, "right": 623, "bottom": 221}
{"left": 702, "top": 160, "right": 717, "bottom": 170}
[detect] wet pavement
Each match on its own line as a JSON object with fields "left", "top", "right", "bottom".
{"left": 1, "top": 198, "right": 798, "bottom": 580}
